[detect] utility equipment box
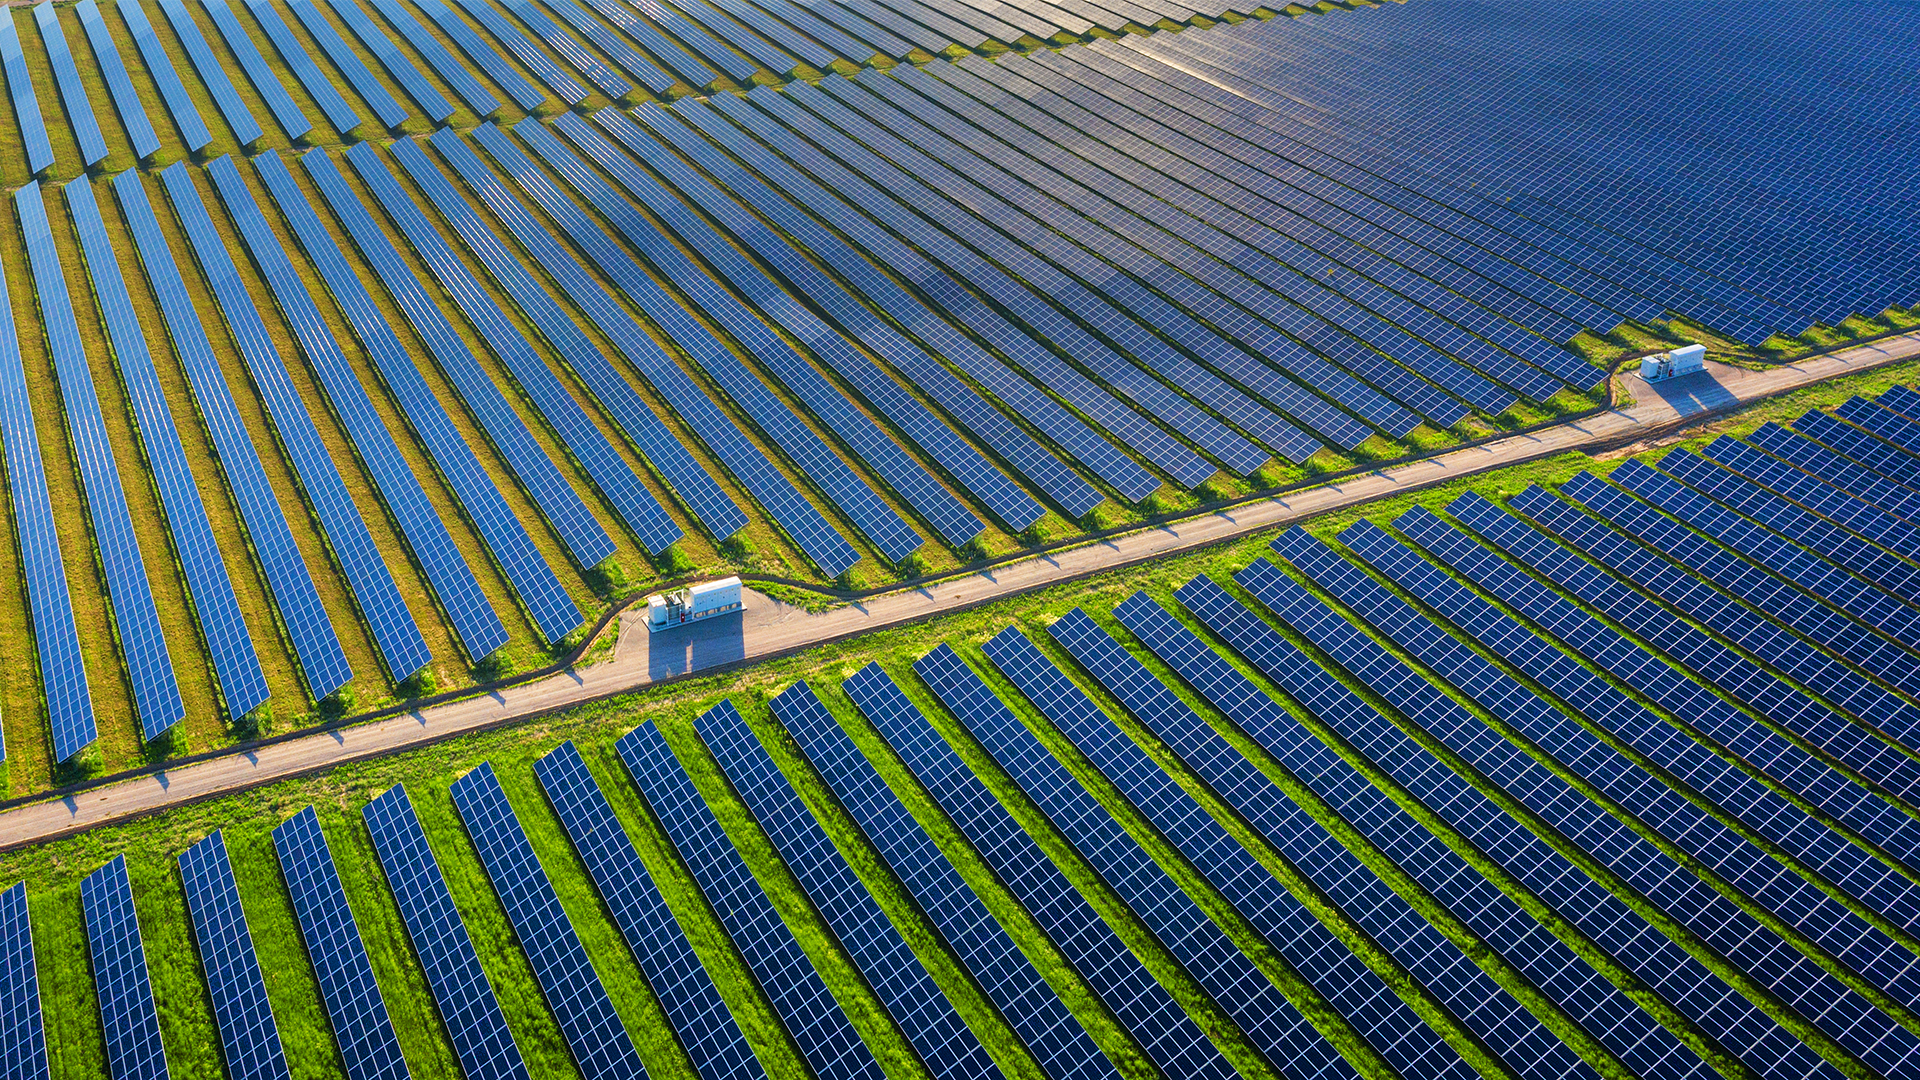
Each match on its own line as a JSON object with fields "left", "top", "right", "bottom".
{"left": 646, "top": 577, "right": 744, "bottom": 632}
{"left": 1641, "top": 343, "right": 1707, "bottom": 382}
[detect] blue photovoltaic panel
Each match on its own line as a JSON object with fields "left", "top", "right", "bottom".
{"left": 341, "top": 143, "right": 677, "bottom": 557}
{"left": 363, "top": 785, "right": 532, "bottom": 1080}
{"left": 910, "top": 646, "right": 1240, "bottom": 1080}
{"left": 0, "top": 12, "right": 52, "bottom": 173}
{"left": 352, "top": 0, "right": 498, "bottom": 116}
{"left": 616, "top": 718, "right": 887, "bottom": 1080}
{"left": 1044, "top": 607, "right": 1467, "bottom": 1080}
{"left": 178, "top": 832, "right": 292, "bottom": 1080}
{"left": 154, "top": 0, "right": 259, "bottom": 145}
{"left": 75, "top": 0, "right": 158, "bottom": 158}
{"left": 238, "top": 0, "right": 363, "bottom": 132}
{"left": 1748, "top": 421, "right": 1920, "bottom": 527}
{"left": 33, "top": 2, "right": 107, "bottom": 165}
{"left": 0, "top": 883, "right": 45, "bottom": 1080}
{"left": 17, "top": 181, "right": 183, "bottom": 743}
{"left": 1698, "top": 436, "right": 1920, "bottom": 575}
{"left": 114, "top": 168, "right": 352, "bottom": 703}
{"left": 1832, "top": 399, "right": 1920, "bottom": 481}
{"left": 1789, "top": 410, "right": 1920, "bottom": 493}
{"left": 82, "top": 856, "right": 168, "bottom": 1080}
{"left": 773, "top": 677, "right": 1109, "bottom": 1080}
{"left": 116, "top": 0, "right": 209, "bottom": 151}
{"left": 66, "top": 175, "right": 268, "bottom": 722}
{"left": 436, "top": 0, "right": 588, "bottom": 104}
{"left": 529, "top": 0, "right": 686, "bottom": 91}
{"left": 179, "top": 158, "right": 433, "bottom": 683}
{"left": 533, "top": 741, "right": 766, "bottom": 1080}
{"left": 271, "top": 808, "right": 410, "bottom": 1080}
{"left": 450, "top": 764, "right": 646, "bottom": 1080}
{"left": 586, "top": 0, "right": 747, "bottom": 81}
{"left": 314, "top": 0, "right": 450, "bottom": 123}
{"left": 694, "top": 701, "right": 998, "bottom": 1080}
{"left": 984, "top": 625, "right": 1359, "bottom": 1080}
{"left": 484, "top": 0, "right": 631, "bottom": 96}
{"left": 199, "top": 0, "right": 311, "bottom": 139}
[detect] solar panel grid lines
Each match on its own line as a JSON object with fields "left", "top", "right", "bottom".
{"left": 0, "top": 882, "right": 45, "bottom": 1080}
{"left": 524, "top": 0, "right": 678, "bottom": 91}
{"left": 115, "top": 0, "right": 209, "bottom": 152}
{"left": 64, "top": 174, "right": 270, "bottom": 722}
{"left": 465, "top": 122, "right": 862, "bottom": 579}
{"left": 353, "top": 0, "right": 501, "bottom": 116}
{"left": 978, "top": 625, "right": 1359, "bottom": 1080}
{"left": 1383, "top": 507, "right": 1920, "bottom": 903}
{"left": 340, "top": 141, "right": 681, "bottom": 557}
{"left": 1267, "top": 526, "right": 1850, "bottom": 1076}
{"left": 16, "top": 180, "right": 184, "bottom": 744}
{"left": 613, "top": 715, "right": 889, "bottom": 1080}
{"left": 630, "top": 101, "right": 1108, "bottom": 522}
{"left": 1048, "top": 603, "right": 1478, "bottom": 1080}
{"left": 588, "top": 107, "right": 1042, "bottom": 537}
{"left": 1445, "top": 489, "right": 1920, "bottom": 816}
{"left": 692, "top": 698, "right": 1001, "bottom": 1080}
{"left": 268, "top": 0, "right": 405, "bottom": 130}
{"left": 297, "top": 145, "right": 615, "bottom": 580}
{"left": 597, "top": 0, "right": 750, "bottom": 81}
{"left": 1747, "top": 421, "right": 1920, "bottom": 529}
{"left": 1212, "top": 564, "right": 1730, "bottom": 1080}
{"left": 532, "top": 740, "right": 768, "bottom": 1080}
{"left": 435, "top": 0, "right": 593, "bottom": 105}
{"left": 202, "top": 153, "right": 469, "bottom": 675}
{"left": 405, "top": 130, "right": 750, "bottom": 546}
{"left": 254, "top": 149, "right": 581, "bottom": 647}
{"left": 33, "top": 1, "right": 109, "bottom": 165}
{"left": 0, "top": 11, "right": 53, "bottom": 174}
{"left": 314, "top": 0, "right": 453, "bottom": 123}
{"left": 153, "top": 0, "right": 262, "bottom": 145}
{"left": 362, "top": 784, "right": 533, "bottom": 1080}
{"left": 486, "top": 0, "right": 640, "bottom": 96}
{"left": 909, "top": 645, "right": 1250, "bottom": 1080}
{"left": 1839, "top": 396, "right": 1920, "bottom": 466}
{"left": 510, "top": 117, "right": 928, "bottom": 565}
{"left": 448, "top": 762, "right": 648, "bottom": 1080}
{"left": 177, "top": 831, "right": 293, "bottom": 1080}
{"left": 199, "top": 0, "right": 313, "bottom": 140}
{"left": 1320, "top": 518, "right": 1920, "bottom": 1068}
{"left": 1808, "top": 403, "right": 1920, "bottom": 491}
{"left": 1697, "top": 435, "right": 1920, "bottom": 578}
{"left": 269, "top": 807, "right": 411, "bottom": 1080}
{"left": 565, "top": 0, "right": 715, "bottom": 87}
{"left": 1107, "top": 591, "right": 1597, "bottom": 1080}
{"left": 75, "top": 0, "right": 160, "bottom": 159}
{"left": 82, "top": 856, "right": 168, "bottom": 1080}
{"left": 824, "top": 666, "right": 1121, "bottom": 1080}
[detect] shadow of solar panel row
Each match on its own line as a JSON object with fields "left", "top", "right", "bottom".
{"left": 363, "top": 785, "right": 533, "bottom": 1080}
{"left": 534, "top": 741, "right": 767, "bottom": 1080}
{"left": 681, "top": 93, "right": 1216, "bottom": 493}
{"left": 515, "top": 118, "right": 927, "bottom": 564}
{"left": 1111, "top": 591, "right": 1589, "bottom": 1080}
{"left": 493, "top": 0, "right": 634, "bottom": 96}
{"left": 358, "top": 0, "right": 504, "bottom": 115}
{"left": 630, "top": 102, "right": 1103, "bottom": 520}
{"left": 155, "top": 0, "right": 261, "bottom": 146}
{"left": 0, "top": 12, "right": 52, "bottom": 174}
{"left": 549, "top": 110, "right": 987, "bottom": 549}
{"left": 114, "top": 168, "right": 354, "bottom": 704}
{"left": 615, "top": 719, "right": 888, "bottom": 1080}
{"left": 82, "top": 856, "right": 166, "bottom": 1080}
{"left": 776, "top": 677, "right": 1112, "bottom": 1078}
{"left": 270, "top": 807, "right": 411, "bottom": 1080}
{"left": 66, "top": 175, "right": 268, "bottom": 723}
{"left": 178, "top": 832, "right": 292, "bottom": 1080}
{"left": 466, "top": 123, "right": 862, "bottom": 576}
{"left": 201, "top": 0, "right": 312, "bottom": 140}
{"left": 75, "top": 0, "right": 159, "bottom": 160}
{"left": 258, "top": 149, "right": 583, "bottom": 646}
{"left": 910, "top": 647, "right": 1245, "bottom": 1080}
{"left": 435, "top": 0, "right": 588, "bottom": 105}
{"left": 695, "top": 700, "right": 1000, "bottom": 1080}
{"left": 451, "top": 763, "right": 647, "bottom": 1080}
{"left": 202, "top": 155, "right": 467, "bottom": 674}
{"left": 322, "top": 0, "right": 452, "bottom": 123}
{"left": 34, "top": 1, "right": 108, "bottom": 166}
{"left": 1313, "top": 518, "right": 1920, "bottom": 1068}
{"left": 0, "top": 882, "right": 46, "bottom": 1080}
{"left": 343, "top": 141, "right": 679, "bottom": 558}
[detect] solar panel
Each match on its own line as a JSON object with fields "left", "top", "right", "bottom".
{"left": 1697, "top": 437, "right": 1920, "bottom": 575}
{"left": 694, "top": 701, "right": 996, "bottom": 1078}
{"left": 153, "top": 0, "right": 259, "bottom": 145}
{"left": 1107, "top": 591, "right": 1584, "bottom": 1080}
{"left": 74, "top": 0, "right": 158, "bottom": 159}
{"left": 199, "top": 0, "right": 311, "bottom": 139}
{"left": 909, "top": 646, "right": 1241, "bottom": 1080}
{"left": 0, "top": 12, "right": 52, "bottom": 173}
{"left": 560, "top": 0, "right": 713, "bottom": 87}
{"left": 795, "top": 672, "right": 1113, "bottom": 1079}
{"left": 487, "top": 0, "right": 636, "bottom": 95}
{"left": 362, "top": 785, "right": 531, "bottom": 1080}
{"left": 582, "top": 0, "right": 747, "bottom": 81}
{"left": 1834, "top": 398, "right": 1920, "bottom": 478}
{"left": 254, "top": 151, "right": 576, "bottom": 648}
{"left": 450, "top": 763, "right": 646, "bottom": 1080}
{"left": 66, "top": 174, "right": 267, "bottom": 723}
{"left": 270, "top": 807, "right": 409, "bottom": 1080}
{"left": 178, "top": 832, "right": 292, "bottom": 1080}
{"left": 438, "top": 0, "right": 592, "bottom": 104}
{"left": 533, "top": 741, "right": 765, "bottom": 1080}
{"left": 1747, "top": 423, "right": 1920, "bottom": 528}
{"left": 114, "top": 0, "right": 208, "bottom": 151}
{"left": 237, "top": 0, "right": 363, "bottom": 132}
{"left": 1038, "top": 612, "right": 1470, "bottom": 1080}
{"left": 523, "top": 0, "right": 671, "bottom": 90}
{"left": 0, "top": 882, "right": 46, "bottom": 1080}
{"left": 82, "top": 856, "right": 167, "bottom": 1080}
{"left": 341, "top": 141, "right": 679, "bottom": 556}
{"left": 315, "top": 0, "right": 452, "bottom": 123}
{"left": 33, "top": 1, "right": 107, "bottom": 165}
{"left": 614, "top": 717, "right": 886, "bottom": 1080}
{"left": 114, "top": 168, "right": 352, "bottom": 704}
{"left": 1792, "top": 409, "right": 1920, "bottom": 493}
{"left": 353, "top": 0, "right": 500, "bottom": 115}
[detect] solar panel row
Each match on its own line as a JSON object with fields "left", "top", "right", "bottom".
{"left": 278, "top": 0, "right": 411, "bottom": 129}
{"left": 200, "top": 0, "right": 312, "bottom": 140}
{"left": 0, "top": 882, "right": 46, "bottom": 1080}
{"left": 82, "top": 856, "right": 167, "bottom": 1080}
{"left": 114, "top": 0, "right": 208, "bottom": 152}
{"left": 0, "top": 11, "right": 53, "bottom": 174}
{"left": 360, "top": 0, "right": 503, "bottom": 115}
{"left": 75, "top": 0, "right": 159, "bottom": 159}
{"left": 178, "top": 831, "right": 292, "bottom": 1080}
{"left": 239, "top": 0, "right": 361, "bottom": 133}
{"left": 34, "top": 1, "right": 108, "bottom": 166}
{"left": 155, "top": 0, "right": 260, "bottom": 145}
{"left": 492, "top": 0, "right": 635, "bottom": 96}
{"left": 319, "top": 0, "right": 451, "bottom": 123}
